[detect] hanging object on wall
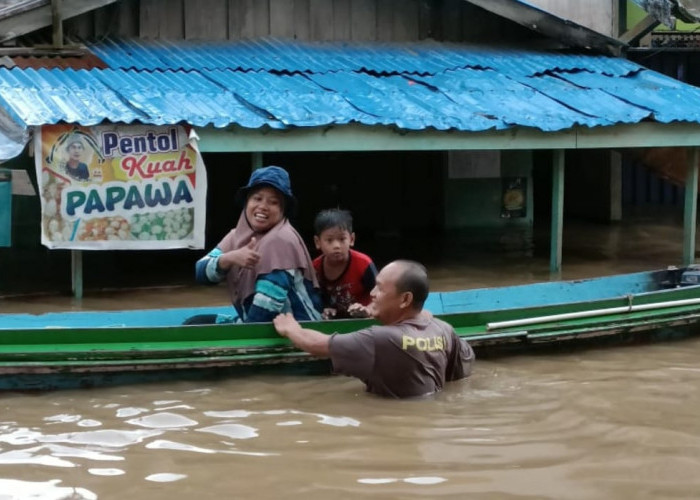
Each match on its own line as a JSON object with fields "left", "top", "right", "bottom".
{"left": 35, "top": 124, "right": 207, "bottom": 250}
{"left": 501, "top": 177, "right": 527, "bottom": 219}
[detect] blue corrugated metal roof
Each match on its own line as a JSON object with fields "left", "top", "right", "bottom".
{"left": 89, "top": 37, "right": 642, "bottom": 77}
{"left": 0, "top": 37, "right": 698, "bottom": 133}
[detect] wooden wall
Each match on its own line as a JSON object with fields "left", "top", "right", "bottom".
{"left": 525, "top": 0, "right": 617, "bottom": 36}
{"left": 60, "top": 0, "right": 535, "bottom": 43}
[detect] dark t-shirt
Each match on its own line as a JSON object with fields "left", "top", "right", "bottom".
{"left": 328, "top": 315, "right": 475, "bottom": 398}
{"left": 66, "top": 162, "right": 89, "bottom": 181}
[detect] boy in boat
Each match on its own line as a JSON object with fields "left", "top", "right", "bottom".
{"left": 312, "top": 208, "right": 378, "bottom": 319}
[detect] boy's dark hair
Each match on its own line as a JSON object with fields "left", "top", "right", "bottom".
{"left": 394, "top": 260, "right": 429, "bottom": 309}
{"left": 314, "top": 208, "right": 353, "bottom": 235}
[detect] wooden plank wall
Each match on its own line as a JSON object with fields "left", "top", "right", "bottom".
{"left": 64, "top": 0, "right": 140, "bottom": 39}
{"left": 62, "top": 0, "right": 531, "bottom": 43}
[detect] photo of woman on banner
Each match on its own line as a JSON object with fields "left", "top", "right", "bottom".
{"left": 190, "top": 166, "right": 323, "bottom": 324}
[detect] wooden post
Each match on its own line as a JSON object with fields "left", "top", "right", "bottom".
{"left": 251, "top": 152, "right": 262, "bottom": 171}
{"left": 71, "top": 250, "right": 83, "bottom": 300}
{"left": 609, "top": 150, "right": 622, "bottom": 222}
{"left": 683, "top": 148, "right": 699, "bottom": 266}
{"left": 550, "top": 150, "right": 565, "bottom": 277}
{"left": 51, "top": 0, "right": 63, "bottom": 48}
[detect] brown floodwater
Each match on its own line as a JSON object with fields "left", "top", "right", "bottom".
{"left": 1, "top": 216, "right": 700, "bottom": 498}
{"left": 1, "top": 340, "right": 699, "bottom": 499}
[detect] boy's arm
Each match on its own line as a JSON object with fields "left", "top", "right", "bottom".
{"left": 361, "top": 260, "right": 378, "bottom": 292}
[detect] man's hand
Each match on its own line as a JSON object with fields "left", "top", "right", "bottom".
{"left": 273, "top": 313, "right": 330, "bottom": 357}
{"left": 273, "top": 312, "right": 301, "bottom": 338}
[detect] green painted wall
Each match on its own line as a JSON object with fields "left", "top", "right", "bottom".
{"left": 444, "top": 150, "right": 533, "bottom": 229}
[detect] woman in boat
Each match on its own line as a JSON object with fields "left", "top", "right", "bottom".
{"left": 192, "top": 166, "right": 322, "bottom": 324}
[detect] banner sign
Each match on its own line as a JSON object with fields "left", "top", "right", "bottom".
{"left": 35, "top": 124, "right": 207, "bottom": 250}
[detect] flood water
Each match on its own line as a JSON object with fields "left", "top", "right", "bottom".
{"left": 1, "top": 215, "right": 700, "bottom": 499}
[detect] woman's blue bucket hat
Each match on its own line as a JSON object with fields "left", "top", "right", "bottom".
{"left": 235, "top": 165, "right": 297, "bottom": 215}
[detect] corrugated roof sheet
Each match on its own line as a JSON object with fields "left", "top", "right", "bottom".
{"left": 89, "top": 37, "right": 642, "bottom": 77}
{"left": 0, "top": 37, "right": 698, "bottom": 133}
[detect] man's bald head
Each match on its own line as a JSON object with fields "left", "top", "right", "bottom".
{"left": 390, "top": 260, "right": 429, "bottom": 310}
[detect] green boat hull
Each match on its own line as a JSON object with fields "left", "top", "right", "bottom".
{"left": 1, "top": 269, "right": 699, "bottom": 390}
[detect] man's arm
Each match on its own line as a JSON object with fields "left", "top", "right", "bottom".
{"left": 446, "top": 333, "right": 475, "bottom": 381}
{"left": 273, "top": 313, "right": 330, "bottom": 358}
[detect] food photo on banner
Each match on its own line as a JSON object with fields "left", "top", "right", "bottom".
{"left": 35, "top": 124, "right": 207, "bottom": 250}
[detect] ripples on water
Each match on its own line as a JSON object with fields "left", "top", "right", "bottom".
{"left": 1, "top": 338, "right": 700, "bottom": 499}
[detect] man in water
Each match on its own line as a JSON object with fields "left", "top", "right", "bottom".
{"left": 273, "top": 260, "right": 474, "bottom": 398}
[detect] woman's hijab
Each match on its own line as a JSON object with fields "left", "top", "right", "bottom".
{"left": 217, "top": 211, "right": 318, "bottom": 306}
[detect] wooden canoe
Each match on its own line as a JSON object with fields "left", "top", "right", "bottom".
{"left": 1, "top": 267, "right": 699, "bottom": 390}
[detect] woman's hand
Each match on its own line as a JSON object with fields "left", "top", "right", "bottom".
{"left": 219, "top": 238, "right": 260, "bottom": 270}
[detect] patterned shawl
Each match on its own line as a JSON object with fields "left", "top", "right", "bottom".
{"left": 217, "top": 212, "right": 318, "bottom": 306}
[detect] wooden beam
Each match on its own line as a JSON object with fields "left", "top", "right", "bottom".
{"left": 576, "top": 122, "right": 700, "bottom": 148}
{"left": 71, "top": 249, "right": 83, "bottom": 299}
{"left": 619, "top": 14, "right": 659, "bottom": 45}
{"left": 51, "top": 0, "right": 63, "bottom": 47}
{"left": 683, "top": 148, "right": 698, "bottom": 266}
{"left": 251, "top": 151, "right": 262, "bottom": 170}
{"left": 550, "top": 150, "right": 565, "bottom": 277}
{"left": 615, "top": 0, "right": 626, "bottom": 36}
{"left": 0, "top": 0, "right": 119, "bottom": 43}
{"left": 609, "top": 150, "right": 622, "bottom": 222}
{"left": 0, "top": 46, "right": 85, "bottom": 56}
{"left": 463, "top": 0, "right": 626, "bottom": 56}
{"left": 199, "top": 124, "right": 576, "bottom": 152}
{"left": 197, "top": 122, "right": 700, "bottom": 153}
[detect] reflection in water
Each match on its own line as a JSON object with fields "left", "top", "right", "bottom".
{"left": 0, "top": 479, "right": 96, "bottom": 500}
{"left": 144, "top": 473, "right": 187, "bottom": 483}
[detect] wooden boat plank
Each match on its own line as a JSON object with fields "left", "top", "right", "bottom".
{"left": 0, "top": 351, "right": 314, "bottom": 374}
{"left": 490, "top": 303, "right": 700, "bottom": 335}
{"left": 438, "top": 270, "right": 662, "bottom": 314}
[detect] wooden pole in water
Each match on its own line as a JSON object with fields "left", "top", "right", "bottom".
{"left": 550, "top": 150, "right": 565, "bottom": 277}
{"left": 71, "top": 250, "right": 83, "bottom": 300}
{"left": 683, "top": 147, "right": 698, "bottom": 266}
